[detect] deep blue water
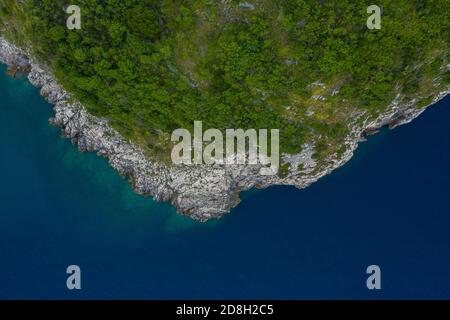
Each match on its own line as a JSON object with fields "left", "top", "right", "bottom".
{"left": 0, "top": 64, "right": 449, "bottom": 299}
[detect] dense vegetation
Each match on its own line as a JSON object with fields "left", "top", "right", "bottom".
{"left": 1, "top": 0, "right": 448, "bottom": 165}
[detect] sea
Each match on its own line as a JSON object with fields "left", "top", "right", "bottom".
{"left": 0, "top": 64, "right": 449, "bottom": 299}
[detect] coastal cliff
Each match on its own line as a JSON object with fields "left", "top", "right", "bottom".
{"left": 0, "top": 36, "right": 449, "bottom": 221}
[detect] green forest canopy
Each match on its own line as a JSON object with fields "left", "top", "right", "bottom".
{"left": 0, "top": 0, "right": 448, "bottom": 164}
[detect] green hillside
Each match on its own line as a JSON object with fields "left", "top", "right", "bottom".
{"left": 1, "top": 0, "right": 448, "bottom": 166}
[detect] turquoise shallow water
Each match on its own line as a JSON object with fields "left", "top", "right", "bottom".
{"left": 0, "top": 64, "right": 450, "bottom": 299}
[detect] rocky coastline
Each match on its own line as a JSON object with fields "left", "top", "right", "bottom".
{"left": 1, "top": 36, "right": 448, "bottom": 221}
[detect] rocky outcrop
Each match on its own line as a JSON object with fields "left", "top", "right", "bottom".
{"left": 1, "top": 37, "right": 449, "bottom": 221}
